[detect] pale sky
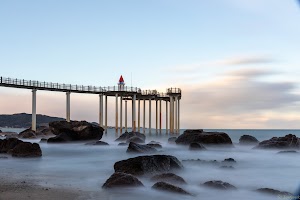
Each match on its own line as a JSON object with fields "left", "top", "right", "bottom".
{"left": 0, "top": 0, "right": 300, "bottom": 129}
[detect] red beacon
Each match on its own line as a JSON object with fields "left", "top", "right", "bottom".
{"left": 118, "top": 75, "right": 125, "bottom": 91}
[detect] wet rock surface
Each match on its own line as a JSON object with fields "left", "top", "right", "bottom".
{"left": 239, "top": 135, "right": 259, "bottom": 145}
{"left": 151, "top": 173, "right": 186, "bottom": 184}
{"left": 152, "top": 182, "right": 191, "bottom": 195}
{"left": 85, "top": 141, "right": 109, "bottom": 145}
{"left": 115, "top": 132, "right": 146, "bottom": 143}
{"left": 189, "top": 142, "right": 206, "bottom": 150}
{"left": 256, "top": 188, "right": 292, "bottom": 196}
{"left": 114, "top": 155, "right": 183, "bottom": 176}
{"left": 0, "top": 138, "right": 42, "bottom": 157}
{"left": 175, "top": 129, "right": 233, "bottom": 146}
{"left": 146, "top": 141, "right": 162, "bottom": 149}
{"left": 255, "top": 134, "right": 300, "bottom": 149}
{"left": 47, "top": 121, "right": 104, "bottom": 143}
{"left": 127, "top": 142, "right": 157, "bottom": 153}
{"left": 18, "top": 128, "right": 37, "bottom": 139}
{"left": 203, "top": 180, "right": 237, "bottom": 190}
{"left": 102, "top": 172, "right": 144, "bottom": 188}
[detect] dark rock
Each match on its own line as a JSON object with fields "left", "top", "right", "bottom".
{"left": 102, "top": 172, "right": 144, "bottom": 188}
{"left": 116, "top": 131, "right": 146, "bottom": 142}
{"left": 118, "top": 142, "right": 127, "bottom": 146}
{"left": 203, "top": 180, "right": 237, "bottom": 190}
{"left": 147, "top": 142, "right": 162, "bottom": 149}
{"left": 277, "top": 150, "right": 298, "bottom": 154}
{"left": 175, "top": 130, "right": 233, "bottom": 146}
{"left": 85, "top": 141, "right": 109, "bottom": 145}
{"left": 152, "top": 182, "right": 191, "bottom": 195}
{"left": 1, "top": 132, "right": 18, "bottom": 138}
{"left": 48, "top": 121, "right": 104, "bottom": 142}
{"left": 36, "top": 126, "right": 54, "bottom": 137}
{"left": 182, "top": 159, "right": 219, "bottom": 165}
{"left": 189, "top": 142, "right": 206, "bottom": 150}
{"left": 239, "top": 135, "right": 259, "bottom": 144}
{"left": 9, "top": 142, "right": 42, "bottom": 157}
{"left": 168, "top": 137, "right": 177, "bottom": 144}
{"left": 0, "top": 130, "right": 2, "bottom": 133}
{"left": 0, "top": 156, "right": 8, "bottom": 159}
{"left": 0, "top": 138, "right": 23, "bottom": 153}
{"left": 256, "top": 188, "right": 292, "bottom": 196}
{"left": 18, "top": 128, "right": 37, "bottom": 139}
{"left": 39, "top": 138, "right": 48, "bottom": 143}
{"left": 127, "top": 142, "right": 157, "bottom": 153}
{"left": 222, "top": 158, "right": 236, "bottom": 163}
{"left": 256, "top": 134, "right": 300, "bottom": 149}
{"left": 114, "top": 155, "right": 183, "bottom": 176}
{"left": 126, "top": 136, "right": 145, "bottom": 144}
{"left": 220, "top": 166, "right": 235, "bottom": 169}
{"left": 151, "top": 173, "right": 186, "bottom": 184}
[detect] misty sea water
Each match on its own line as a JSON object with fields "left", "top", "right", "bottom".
{"left": 1, "top": 128, "right": 300, "bottom": 200}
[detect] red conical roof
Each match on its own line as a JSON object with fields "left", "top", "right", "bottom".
{"left": 119, "top": 75, "right": 124, "bottom": 83}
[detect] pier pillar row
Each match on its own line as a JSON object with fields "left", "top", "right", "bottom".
{"left": 115, "top": 94, "right": 118, "bottom": 133}
{"left": 32, "top": 89, "right": 37, "bottom": 131}
{"left": 99, "top": 94, "right": 103, "bottom": 128}
{"left": 166, "top": 101, "right": 168, "bottom": 134}
{"left": 178, "top": 98, "right": 180, "bottom": 134}
{"left": 125, "top": 100, "right": 128, "bottom": 132}
{"left": 132, "top": 94, "right": 136, "bottom": 132}
{"left": 138, "top": 99, "right": 140, "bottom": 132}
{"left": 105, "top": 95, "right": 108, "bottom": 134}
{"left": 156, "top": 100, "right": 158, "bottom": 134}
{"left": 120, "top": 96, "right": 123, "bottom": 134}
{"left": 149, "top": 99, "right": 151, "bottom": 134}
{"left": 175, "top": 96, "right": 178, "bottom": 134}
{"left": 159, "top": 100, "right": 162, "bottom": 134}
{"left": 169, "top": 96, "right": 174, "bottom": 133}
{"left": 66, "top": 91, "right": 71, "bottom": 122}
{"left": 143, "top": 99, "right": 146, "bottom": 134}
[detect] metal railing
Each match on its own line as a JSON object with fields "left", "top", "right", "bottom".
{"left": 167, "top": 87, "right": 182, "bottom": 94}
{"left": 0, "top": 76, "right": 141, "bottom": 93}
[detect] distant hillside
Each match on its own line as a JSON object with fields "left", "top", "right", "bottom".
{"left": 0, "top": 113, "right": 65, "bottom": 128}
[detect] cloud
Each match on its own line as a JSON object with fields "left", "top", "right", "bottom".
{"left": 179, "top": 68, "right": 300, "bottom": 128}
{"left": 170, "top": 55, "right": 276, "bottom": 73}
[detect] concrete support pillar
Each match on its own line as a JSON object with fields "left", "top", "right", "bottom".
{"left": 155, "top": 100, "right": 158, "bottom": 134}
{"left": 175, "top": 96, "right": 178, "bottom": 134}
{"left": 105, "top": 95, "right": 108, "bottom": 134}
{"left": 132, "top": 94, "right": 136, "bottom": 132}
{"left": 120, "top": 96, "right": 123, "bottom": 134}
{"left": 178, "top": 98, "right": 180, "bottom": 134}
{"left": 115, "top": 94, "right": 118, "bottom": 133}
{"left": 66, "top": 92, "right": 71, "bottom": 122}
{"left": 149, "top": 99, "right": 151, "bottom": 134}
{"left": 143, "top": 99, "right": 146, "bottom": 134}
{"left": 159, "top": 100, "right": 162, "bottom": 134}
{"left": 166, "top": 101, "right": 168, "bottom": 134}
{"left": 125, "top": 100, "right": 128, "bottom": 132}
{"left": 138, "top": 99, "right": 140, "bottom": 132}
{"left": 170, "top": 96, "right": 173, "bottom": 133}
{"left": 99, "top": 94, "right": 103, "bottom": 128}
{"left": 32, "top": 89, "right": 37, "bottom": 131}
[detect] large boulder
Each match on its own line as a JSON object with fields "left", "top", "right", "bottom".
{"left": 102, "top": 172, "right": 143, "bottom": 188}
{"left": 9, "top": 142, "right": 42, "bottom": 157}
{"left": 36, "top": 126, "right": 54, "bottom": 137}
{"left": 152, "top": 182, "right": 191, "bottom": 195}
{"left": 255, "top": 134, "right": 300, "bottom": 149}
{"left": 115, "top": 131, "right": 145, "bottom": 143}
{"left": 203, "top": 180, "right": 237, "bottom": 190}
{"left": 239, "top": 135, "right": 259, "bottom": 145}
{"left": 175, "top": 130, "right": 233, "bottom": 146}
{"left": 127, "top": 142, "right": 157, "bottom": 153}
{"left": 114, "top": 155, "right": 183, "bottom": 176}
{"left": 0, "top": 138, "right": 42, "bottom": 157}
{"left": 151, "top": 173, "right": 186, "bottom": 185}
{"left": 18, "top": 128, "right": 37, "bottom": 139}
{"left": 48, "top": 121, "right": 104, "bottom": 142}
{"left": 126, "top": 136, "right": 145, "bottom": 144}
{"left": 256, "top": 188, "right": 292, "bottom": 196}
{"left": 147, "top": 142, "right": 162, "bottom": 149}
{"left": 189, "top": 142, "right": 206, "bottom": 150}
{"left": 0, "top": 138, "right": 23, "bottom": 153}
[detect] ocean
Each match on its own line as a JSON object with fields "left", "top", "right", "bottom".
{"left": 1, "top": 128, "right": 300, "bottom": 200}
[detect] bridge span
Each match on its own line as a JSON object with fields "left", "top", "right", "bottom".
{"left": 0, "top": 76, "right": 181, "bottom": 135}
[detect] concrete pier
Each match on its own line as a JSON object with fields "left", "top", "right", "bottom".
{"left": 0, "top": 76, "right": 182, "bottom": 137}
{"left": 32, "top": 89, "right": 37, "bottom": 131}
{"left": 66, "top": 92, "right": 71, "bottom": 122}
